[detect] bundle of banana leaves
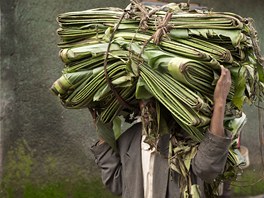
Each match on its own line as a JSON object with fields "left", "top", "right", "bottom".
{"left": 51, "top": 1, "right": 264, "bottom": 197}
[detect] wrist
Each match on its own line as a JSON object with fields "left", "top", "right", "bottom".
{"left": 209, "top": 126, "right": 225, "bottom": 137}
{"left": 213, "top": 102, "right": 226, "bottom": 113}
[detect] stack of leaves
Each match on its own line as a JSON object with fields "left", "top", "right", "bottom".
{"left": 51, "top": 1, "right": 264, "bottom": 197}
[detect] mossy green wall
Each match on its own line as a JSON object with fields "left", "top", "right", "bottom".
{"left": 1, "top": 0, "right": 263, "bottom": 197}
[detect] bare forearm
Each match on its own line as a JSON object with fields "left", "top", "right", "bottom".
{"left": 209, "top": 102, "right": 226, "bottom": 137}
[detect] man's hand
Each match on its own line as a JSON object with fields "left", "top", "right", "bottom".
{"left": 213, "top": 65, "right": 232, "bottom": 106}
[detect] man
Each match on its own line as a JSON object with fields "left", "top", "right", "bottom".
{"left": 90, "top": 64, "right": 232, "bottom": 198}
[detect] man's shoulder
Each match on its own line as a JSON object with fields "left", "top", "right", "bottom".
{"left": 119, "top": 122, "right": 142, "bottom": 140}
{"left": 117, "top": 122, "right": 142, "bottom": 150}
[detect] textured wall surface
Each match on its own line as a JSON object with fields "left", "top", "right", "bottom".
{"left": 1, "top": 0, "right": 264, "bottom": 197}
{"left": 0, "top": 0, "right": 130, "bottom": 197}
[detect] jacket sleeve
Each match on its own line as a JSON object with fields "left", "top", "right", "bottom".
{"left": 191, "top": 130, "right": 232, "bottom": 183}
{"left": 90, "top": 142, "right": 122, "bottom": 196}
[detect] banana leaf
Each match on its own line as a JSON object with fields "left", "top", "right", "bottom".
{"left": 139, "top": 63, "right": 211, "bottom": 127}
{"left": 59, "top": 42, "right": 121, "bottom": 63}
{"left": 51, "top": 3, "right": 264, "bottom": 197}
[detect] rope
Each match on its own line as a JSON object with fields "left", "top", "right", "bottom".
{"left": 140, "top": 10, "right": 173, "bottom": 56}
{"left": 103, "top": 4, "right": 133, "bottom": 110}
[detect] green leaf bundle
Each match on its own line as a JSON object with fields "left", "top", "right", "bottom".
{"left": 51, "top": 2, "right": 264, "bottom": 197}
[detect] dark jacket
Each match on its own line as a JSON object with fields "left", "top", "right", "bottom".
{"left": 91, "top": 123, "right": 231, "bottom": 198}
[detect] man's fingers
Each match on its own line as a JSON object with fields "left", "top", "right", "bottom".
{"left": 219, "top": 65, "right": 231, "bottom": 80}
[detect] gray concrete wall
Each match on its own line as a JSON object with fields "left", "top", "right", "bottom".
{"left": 0, "top": 0, "right": 264, "bottom": 197}
{"left": 0, "top": 0, "right": 130, "bottom": 197}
